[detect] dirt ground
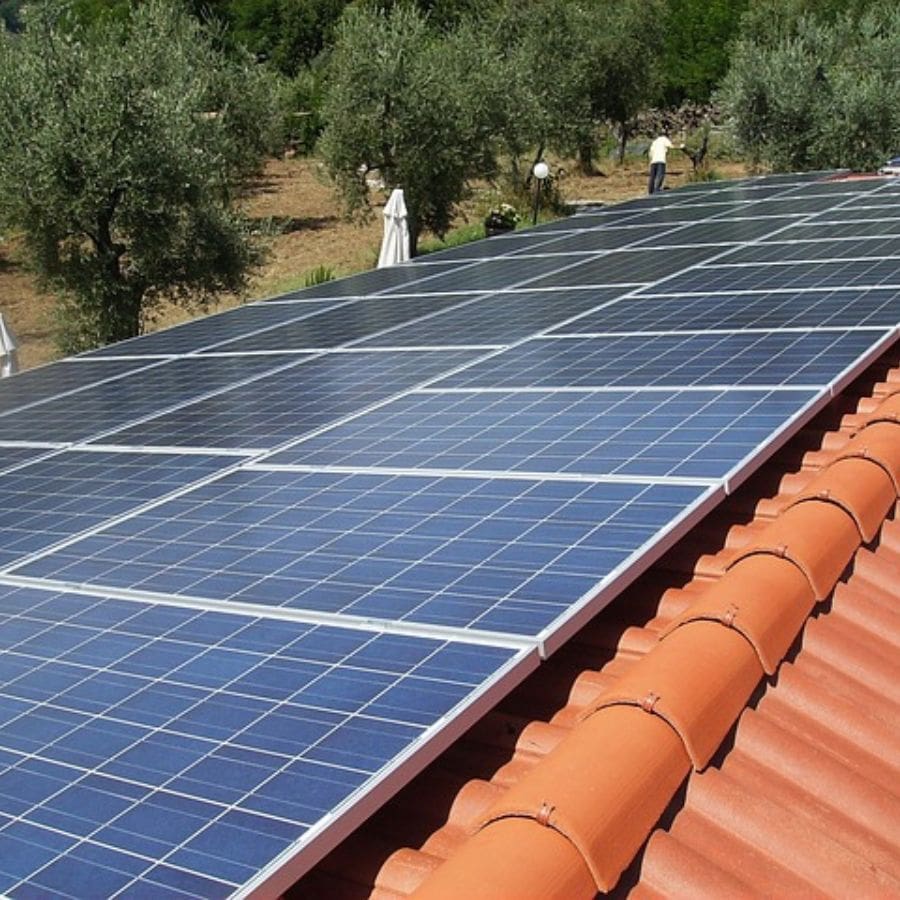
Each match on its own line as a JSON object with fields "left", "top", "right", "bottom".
{"left": 0, "top": 155, "right": 747, "bottom": 372}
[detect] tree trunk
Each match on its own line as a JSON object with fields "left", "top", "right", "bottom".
{"left": 617, "top": 122, "right": 629, "bottom": 164}
{"left": 577, "top": 143, "right": 595, "bottom": 175}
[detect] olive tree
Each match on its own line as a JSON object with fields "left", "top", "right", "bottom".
{"left": 0, "top": 1, "right": 279, "bottom": 353}
{"left": 718, "top": 7, "right": 900, "bottom": 171}
{"left": 318, "top": 2, "right": 498, "bottom": 253}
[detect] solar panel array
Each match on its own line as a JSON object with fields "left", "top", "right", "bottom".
{"left": 1, "top": 170, "right": 898, "bottom": 899}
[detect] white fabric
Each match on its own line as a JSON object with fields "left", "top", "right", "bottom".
{"left": 0, "top": 312, "right": 18, "bottom": 378}
{"left": 649, "top": 135, "right": 674, "bottom": 165}
{"left": 377, "top": 188, "right": 411, "bottom": 268}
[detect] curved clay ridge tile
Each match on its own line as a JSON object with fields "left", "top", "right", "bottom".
{"left": 857, "top": 391, "right": 900, "bottom": 426}
{"left": 785, "top": 456, "right": 896, "bottom": 542}
{"left": 661, "top": 554, "right": 815, "bottom": 675}
{"left": 414, "top": 706, "right": 690, "bottom": 897}
{"left": 721, "top": 500, "right": 861, "bottom": 600}
{"left": 834, "top": 421, "right": 900, "bottom": 492}
{"left": 579, "top": 623, "right": 762, "bottom": 770}
{"left": 410, "top": 816, "right": 595, "bottom": 900}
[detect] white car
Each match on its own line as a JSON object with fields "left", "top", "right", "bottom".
{"left": 878, "top": 155, "right": 900, "bottom": 175}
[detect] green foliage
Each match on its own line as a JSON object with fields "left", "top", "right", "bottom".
{"left": 227, "top": 0, "right": 347, "bottom": 76}
{"left": 592, "top": 0, "right": 667, "bottom": 161}
{"left": 659, "top": 0, "right": 748, "bottom": 105}
{"left": 717, "top": 7, "right": 900, "bottom": 171}
{"left": 417, "top": 221, "right": 487, "bottom": 255}
{"left": 302, "top": 263, "right": 335, "bottom": 286}
{"left": 278, "top": 61, "right": 329, "bottom": 154}
{"left": 318, "top": 2, "right": 499, "bottom": 253}
{"left": 0, "top": 0, "right": 280, "bottom": 352}
{"left": 0, "top": 0, "right": 22, "bottom": 32}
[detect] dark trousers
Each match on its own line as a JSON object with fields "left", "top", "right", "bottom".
{"left": 648, "top": 162, "right": 666, "bottom": 194}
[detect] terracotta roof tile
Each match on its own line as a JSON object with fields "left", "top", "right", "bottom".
{"left": 287, "top": 352, "right": 900, "bottom": 900}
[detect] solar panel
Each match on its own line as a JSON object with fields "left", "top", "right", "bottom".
{"left": 794, "top": 205, "right": 900, "bottom": 222}
{"left": 524, "top": 211, "right": 646, "bottom": 232}
{"left": 517, "top": 245, "right": 732, "bottom": 289}
{"left": 507, "top": 224, "right": 661, "bottom": 254}
{"left": 609, "top": 203, "right": 757, "bottom": 225}
{"left": 0, "top": 170, "right": 898, "bottom": 896}
{"left": 384, "top": 255, "right": 590, "bottom": 294}
{"left": 262, "top": 387, "right": 818, "bottom": 479}
{"left": 197, "top": 294, "right": 475, "bottom": 354}
{"left": 0, "top": 359, "right": 154, "bottom": 416}
{"left": 261, "top": 261, "right": 461, "bottom": 299}
{"left": 0, "top": 582, "right": 528, "bottom": 898}
{"left": 358, "top": 288, "right": 628, "bottom": 348}
{"left": 718, "top": 236, "right": 900, "bottom": 264}
{"left": 655, "top": 218, "right": 803, "bottom": 246}
{"left": 788, "top": 177, "right": 887, "bottom": 195}
{"left": 419, "top": 230, "right": 568, "bottom": 260}
{"left": 761, "top": 220, "right": 900, "bottom": 240}
{"left": 0, "top": 355, "right": 307, "bottom": 444}
{"left": 641, "top": 258, "right": 900, "bottom": 294}
{"left": 91, "top": 350, "right": 483, "bottom": 451}
{"left": 82, "top": 300, "right": 343, "bottom": 358}
{"left": 0, "top": 450, "right": 234, "bottom": 570}
{"left": 553, "top": 288, "right": 900, "bottom": 332}
{"left": 714, "top": 197, "right": 844, "bottom": 218}
{"left": 11, "top": 469, "right": 714, "bottom": 635}
{"left": 0, "top": 446, "right": 56, "bottom": 475}
{"left": 430, "top": 331, "right": 886, "bottom": 389}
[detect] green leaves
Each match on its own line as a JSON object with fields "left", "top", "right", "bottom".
{"left": 0, "top": 0, "right": 276, "bottom": 351}
{"left": 717, "top": 6, "right": 900, "bottom": 172}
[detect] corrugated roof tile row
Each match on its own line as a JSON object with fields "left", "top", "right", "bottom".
{"left": 289, "top": 348, "right": 900, "bottom": 899}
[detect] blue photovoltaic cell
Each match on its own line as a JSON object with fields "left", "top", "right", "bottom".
{"left": 419, "top": 231, "right": 564, "bottom": 261}
{"left": 358, "top": 289, "right": 627, "bottom": 348}
{"left": 199, "top": 293, "right": 473, "bottom": 353}
{"left": 789, "top": 178, "right": 888, "bottom": 195}
{"left": 518, "top": 245, "right": 731, "bottom": 290}
{"left": 0, "top": 359, "right": 153, "bottom": 416}
{"left": 640, "top": 259, "right": 900, "bottom": 295}
{"left": 0, "top": 355, "right": 306, "bottom": 444}
{"left": 13, "top": 470, "right": 711, "bottom": 635}
{"left": 506, "top": 225, "right": 660, "bottom": 255}
{"left": 715, "top": 194, "right": 852, "bottom": 217}
{"left": 265, "top": 388, "right": 817, "bottom": 479}
{"left": 432, "top": 331, "right": 887, "bottom": 389}
{"left": 801, "top": 205, "right": 900, "bottom": 223}
{"left": 264, "top": 261, "right": 461, "bottom": 299}
{"left": 767, "top": 220, "right": 900, "bottom": 241}
{"left": 82, "top": 300, "right": 343, "bottom": 358}
{"left": 654, "top": 218, "right": 799, "bottom": 246}
{"left": 551, "top": 288, "right": 900, "bottom": 333}
{"left": 526, "top": 211, "right": 646, "bottom": 233}
{"left": 837, "top": 194, "right": 900, "bottom": 208}
{"left": 387, "top": 256, "right": 587, "bottom": 295}
{"left": 717, "top": 236, "right": 900, "bottom": 265}
{"left": 0, "top": 450, "right": 233, "bottom": 570}
{"left": 0, "top": 583, "right": 518, "bottom": 897}
{"left": 604, "top": 203, "right": 751, "bottom": 226}
{"left": 95, "top": 350, "right": 483, "bottom": 451}
{"left": 0, "top": 447, "right": 54, "bottom": 475}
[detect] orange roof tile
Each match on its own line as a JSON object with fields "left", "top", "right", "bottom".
{"left": 287, "top": 348, "right": 900, "bottom": 899}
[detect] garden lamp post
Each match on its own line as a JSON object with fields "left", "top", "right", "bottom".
{"left": 532, "top": 160, "right": 549, "bottom": 225}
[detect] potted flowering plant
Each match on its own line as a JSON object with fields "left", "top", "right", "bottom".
{"left": 484, "top": 202, "right": 520, "bottom": 236}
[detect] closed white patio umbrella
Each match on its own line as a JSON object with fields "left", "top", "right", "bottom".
{"left": 0, "top": 312, "right": 18, "bottom": 377}
{"left": 377, "top": 188, "right": 410, "bottom": 268}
